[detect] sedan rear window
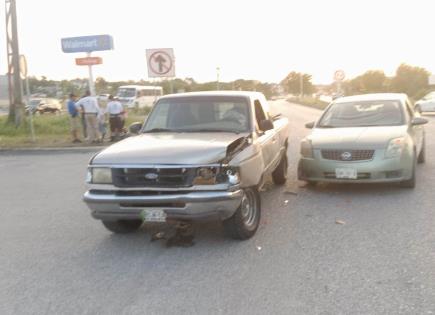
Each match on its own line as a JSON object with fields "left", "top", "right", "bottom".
{"left": 318, "top": 100, "right": 404, "bottom": 128}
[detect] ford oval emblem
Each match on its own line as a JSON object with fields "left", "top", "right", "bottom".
{"left": 144, "top": 173, "right": 158, "bottom": 180}
{"left": 341, "top": 151, "right": 352, "bottom": 161}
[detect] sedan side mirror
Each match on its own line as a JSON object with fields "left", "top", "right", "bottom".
{"left": 128, "top": 122, "right": 143, "bottom": 134}
{"left": 259, "top": 119, "right": 274, "bottom": 131}
{"left": 305, "top": 121, "right": 315, "bottom": 129}
{"left": 411, "top": 117, "right": 428, "bottom": 126}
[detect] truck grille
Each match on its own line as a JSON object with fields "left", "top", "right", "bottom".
{"left": 112, "top": 168, "right": 196, "bottom": 188}
{"left": 321, "top": 149, "right": 375, "bottom": 161}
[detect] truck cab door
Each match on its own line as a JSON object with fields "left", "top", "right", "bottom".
{"left": 254, "top": 99, "right": 279, "bottom": 171}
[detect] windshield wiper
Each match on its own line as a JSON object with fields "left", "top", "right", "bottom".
{"left": 180, "top": 129, "right": 241, "bottom": 134}
{"left": 143, "top": 128, "right": 178, "bottom": 133}
{"left": 318, "top": 125, "right": 336, "bottom": 128}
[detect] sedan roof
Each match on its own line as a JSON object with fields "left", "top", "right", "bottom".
{"left": 335, "top": 93, "right": 408, "bottom": 104}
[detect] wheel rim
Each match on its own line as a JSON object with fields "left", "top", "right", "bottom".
{"left": 240, "top": 189, "right": 258, "bottom": 229}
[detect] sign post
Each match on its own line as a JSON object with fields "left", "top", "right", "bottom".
{"left": 334, "top": 70, "right": 346, "bottom": 95}
{"left": 61, "top": 35, "right": 113, "bottom": 95}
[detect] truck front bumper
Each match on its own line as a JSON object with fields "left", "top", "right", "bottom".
{"left": 83, "top": 190, "right": 243, "bottom": 221}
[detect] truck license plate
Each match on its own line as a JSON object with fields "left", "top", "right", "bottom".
{"left": 335, "top": 168, "right": 357, "bottom": 179}
{"left": 141, "top": 209, "right": 167, "bottom": 222}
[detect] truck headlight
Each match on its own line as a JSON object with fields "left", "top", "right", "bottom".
{"left": 192, "top": 166, "right": 240, "bottom": 186}
{"left": 88, "top": 167, "right": 112, "bottom": 184}
{"left": 226, "top": 168, "right": 240, "bottom": 185}
{"left": 385, "top": 137, "right": 406, "bottom": 159}
{"left": 193, "top": 167, "right": 217, "bottom": 185}
{"left": 300, "top": 139, "right": 313, "bottom": 158}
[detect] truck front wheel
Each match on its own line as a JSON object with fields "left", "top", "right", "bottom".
{"left": 272, "top": 153, "right": 288, "bottom": 185}
{"left": 223, "top": 188, "right": 261, "bottom": 240}
{"left": 101, "top": 219, "right": 143, "bottom": 233}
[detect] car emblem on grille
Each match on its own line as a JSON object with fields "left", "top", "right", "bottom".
{"left": 341, "top": 151, "right": 352, "bottom": 161}
{"left": 144, "top": 173, "right": 158, "bottom": 180}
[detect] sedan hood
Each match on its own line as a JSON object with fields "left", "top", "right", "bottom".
{"left": 309, "top": 126, "right": 408, "bottom": 149}
{"left": 92, "top": 132, "right": 249, "bottom": 165}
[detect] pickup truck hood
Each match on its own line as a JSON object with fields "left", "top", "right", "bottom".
{"left": 310, "top": 126, "right": 408, "bottom": 149}
{"left": 92, "top": 132, "right": 249, "bottom": 165}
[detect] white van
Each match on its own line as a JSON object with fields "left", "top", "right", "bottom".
{"left": 116, "top": 85, "right": 163, "bottom": 109}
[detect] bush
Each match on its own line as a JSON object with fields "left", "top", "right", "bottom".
{"left": 287, "top": 96, "right": 329, "bottom": 110}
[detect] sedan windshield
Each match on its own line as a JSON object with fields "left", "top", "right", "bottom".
{"left": 318, "top": 100, "right": 404, "bottom": 128}
{"left": 143, "top": 96, "right": 250, "bottom": 133}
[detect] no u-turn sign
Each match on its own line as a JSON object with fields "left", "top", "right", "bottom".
{"left": 146, "top": 48, "right": 176, "bottom": 78}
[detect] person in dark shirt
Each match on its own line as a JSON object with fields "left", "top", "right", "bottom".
{"left": 67, "top": 93, "right": 81, "bottom": 143}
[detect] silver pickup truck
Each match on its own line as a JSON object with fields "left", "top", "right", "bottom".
{"left": 83, "top": 91, "right": 289, "bottom": 239}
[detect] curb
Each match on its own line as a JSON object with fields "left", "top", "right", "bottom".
{"left": 0, "top": 145, "right": 107, "bottom": 154}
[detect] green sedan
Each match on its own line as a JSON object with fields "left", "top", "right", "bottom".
{"left": 298, "top": 93, "right": 428, "bottom": 188}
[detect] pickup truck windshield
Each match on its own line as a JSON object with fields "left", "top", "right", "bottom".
{"left": 318, "top": 100, "right": 404, "bottom": 128}
{"left": 143, "top": 96, "right": 250, "bottom": 133}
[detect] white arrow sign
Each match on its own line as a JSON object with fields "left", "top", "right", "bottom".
{"left": 146, "top": 48, "right": 175, "bottom": 78}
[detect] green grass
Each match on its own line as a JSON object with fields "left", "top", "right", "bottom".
{"left": 287, "top": 96, "right": 329, "bottom": 110}
{"left": 0, "top": 112, "right": 147, "bottom": 148}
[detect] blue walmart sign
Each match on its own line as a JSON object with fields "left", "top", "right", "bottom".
{"left": 61, "top": 35, "right": 114, "bottom": 53}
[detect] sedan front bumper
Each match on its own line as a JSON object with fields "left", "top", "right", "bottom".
{"left": 299, "top": 149, "right": 414, "bottom": 183}
{"left": 83, "top": 189, "right": 243, "bottom": 221}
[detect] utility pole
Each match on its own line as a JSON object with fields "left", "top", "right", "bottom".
{"left": 5, "top": 0, "right": 24, "bottom": 125}
{"left": 216, "top": 67, "right": 220, "bottom": 90}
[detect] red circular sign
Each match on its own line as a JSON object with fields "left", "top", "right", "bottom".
{"left": 149, "top": 51, "right": 173, "bottom": 75}
{"left": 334, "top": 70, "right": 345, "bottom": 82}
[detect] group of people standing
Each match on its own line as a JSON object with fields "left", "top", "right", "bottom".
{"left": 67, "top": 91, "right": 126, "bottom": 144}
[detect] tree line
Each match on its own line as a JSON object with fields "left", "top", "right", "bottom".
{"left": 281, "top": 63, "right": 432, "bottom": 100}
{"left": 27, "top": 63, "right": 432, "bottom": 102}
{"left": 28, "top": 77, "right": 277, "bottom": 100}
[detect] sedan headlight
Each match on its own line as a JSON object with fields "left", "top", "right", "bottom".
{"left": 87, "top": 167, "right": 112, "bottom": 184}
{"left": 300, "top": 139, "right": 314, "bottom": 158}
{"left": 385, "top": 137, "right": 406, "bottom": 159}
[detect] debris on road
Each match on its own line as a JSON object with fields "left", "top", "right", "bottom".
{"left": 335, "top": 219, "right": 346, "bottom": 225}
{"left": 284, "top": 200, "right": 289, "bottom": 205}
{"left": 256, "top": 245, "right": 262, "bottom": 251}
{"left": 150, "top": 231, "right": 166, "bottom": 242}
{"left": 150, "top": 222, "right": 196, "bottom": 248}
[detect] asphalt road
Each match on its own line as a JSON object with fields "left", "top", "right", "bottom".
{"left": 1, "top": 100, "right": 435, "bottom": 315}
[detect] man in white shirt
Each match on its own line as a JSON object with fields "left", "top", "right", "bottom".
{"left": 75, "top": 90, "right": 101, "bottom": 143}
{"left": 106, "top": 95, "right": 125, "bottom": 141}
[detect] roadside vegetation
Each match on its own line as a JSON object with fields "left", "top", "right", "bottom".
{"left": 287, "top": 96, "right": 329, "bottom": 110}
{"left": 0, "top": 112, "right": 147, "bottom": 148}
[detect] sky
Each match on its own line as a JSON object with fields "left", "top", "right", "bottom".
{"left": 1, "top": 0, "right": 435, "bottom": 84}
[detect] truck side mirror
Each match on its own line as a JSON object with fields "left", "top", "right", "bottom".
{"left": 305, "top": 121, "right": 315, "bottom": 129}
{"left": 259, "top": 119, "right": 274, "bottom": 131}
{"left": 129, "top": 122, "right": 143, "bottom": 134}
{"left": 411, "top": 117, "right": 428, "bottom": 126}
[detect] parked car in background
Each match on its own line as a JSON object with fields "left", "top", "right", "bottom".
{"left": 298, "top": 93, "right": 428, "bottom": 188}
{"left": 83, "top": 91, "right": 289, "bottom": 239}
{"left": 116, "top": 85, "right": 163, "bottom": 109}
{"left": 414, "top": 92, "right": 435, "bottom": 113}
{"left": 26, "top": 98, "right": 62, "bottom": 114}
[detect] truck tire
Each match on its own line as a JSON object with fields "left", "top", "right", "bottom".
{"left": 418, "top": 137, "right": 425, "bottom": 164}
{"left": 102, "top": 219, "right": 143, "bottom": 233}
{"left": 400, "top": 154, "right": 416, "bottom": 189}
{"left": 272, "top": 153, "right": 288, "bottom": 185}
{"left": 223, "top": 188, "right": 261, "bottom": 240}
